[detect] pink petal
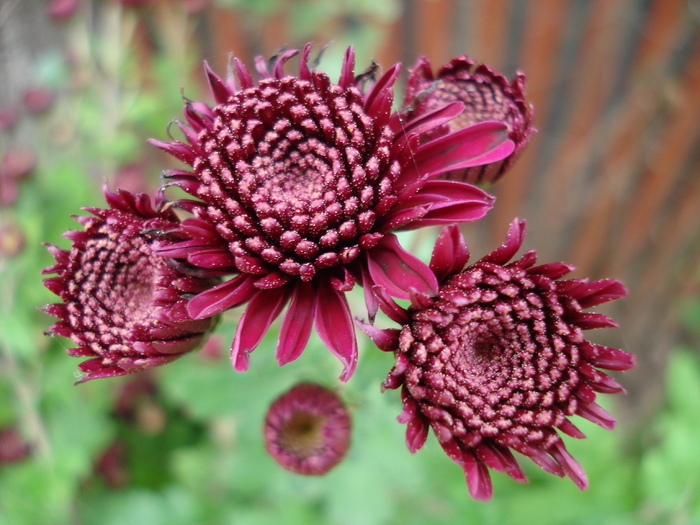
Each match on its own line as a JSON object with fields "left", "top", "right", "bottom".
{"left": 230, "top": 288, "right": 290, "bottom": 372}
{"left": 476, "top": 443, "right": 527, "bottom": 482}
{"left": 480, "top": 218, "right": 526, "bottom": 265}
{"left": 415, "top": 121, "right": 515, "bottom": 176}
{"left": 405, "top": 415, "right": 429, "bottom": 453}
{"left": 364, "top": 63, "right": 401, "bottom": 118}
{"left": 576, "top": 401, "right": 617, "bottom": 430}
{"left": 313, "top": 281, "right": 358, "bottom": 381}
{"left": 558, "top": 418, "right": 586, "bottom": 439}
{"left": 570, "top": 312, "right": 619, "bottom": 329}
{"left": 276, "top": 283, "right": 317, "bottom": 366}
{"left": 399, "top": 180, "right": 495, "bottom": 229}
{"left": 571, "top": 279, "right": 628, "bottom": 308}
{"left": 366, "top": 234, "right": 438, "bottom": 300}
{"left": 355, "top": 320, "right": 400, "bottom": 352}
{"left": 395, "top": 101, "right": 464, "bottom": 138}
{"left": 583, "top": 343, "right": 636, "bottom": 371}
{"left": 429, "top": 224, "right": 470, "bottom": 281}
{"left": 549, "top": 440, "right": 588, "bottom": 490}
{"left": 204, "top": 61, "right": 233, "bottom": 104}
{"left": 441, "top": 442, "right": 493, "bottom": 501}
{"left": 187, "top": 274, "right": 257, "bottom": 319}
{"left": 371, "top": 285, "right": 410, "bottom": 324}
{"left": 337, "top": 46, "right": 355, "bottom": 88}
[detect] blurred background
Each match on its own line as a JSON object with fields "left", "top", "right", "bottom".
{"left": 1, "top": 0, "right": 699, "bottom": 523}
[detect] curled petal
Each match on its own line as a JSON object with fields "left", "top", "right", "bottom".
{"left": 414, "top": 121, "right": 515, "bottom": 177}
{"left": 429, "top": 224, "right": 470, "bottom": 281}
{"left": 365, "top": 234, "right": 438, "bottom": 300}
{"left": 480, "top": 218, "right": 526, "bottom": 265}
{"left": 187, "top": 274, "right": 257, "bottom": 319}
{"left": 399, "top": 180, "right": 495, "bottom": 229}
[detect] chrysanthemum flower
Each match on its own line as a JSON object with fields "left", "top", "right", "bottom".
{"left": 403, "top": 55, "right": 533, "bottom": 185}
{"left": 264, "top": 382, "right": 351, "bottom": 475}
{"left": 360, "top": 220, "right": 634, "bottom": 500}
{"left": 150, "top": 44, "right": 515, "bottom": 380}
{"left": 41, "top": 186, "right": 218, "bottom": 383}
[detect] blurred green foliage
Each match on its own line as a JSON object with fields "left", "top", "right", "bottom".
{"left": 1, "top": 1, "right": 699, "bottom": 524}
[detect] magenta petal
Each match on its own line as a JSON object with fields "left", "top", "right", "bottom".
{"left": 480, "top": 218, "right": 526, "bottom": 265}
{"left": 576, "top": 401, "right": 617, "bottom": 430}
{"left": 231, "top": 288, "right": 290, "bottom": 372}
{"left": 396, "top": 101, "right": 465, "bottom": 138}
{"left": 355, "top": 320, "right": 400, "bottom": 352}
{"left": 451, "top": 445, "right": 493, "bottom": 501}
{"left": 571, "top": 312, "right": 619, "bottom": 329}
{"left": 405, "top": 415, "right": 429, "bottom": 453}
{"left": 585, "top": 344, "right": 636, "bottom": 371}
{"left": 276, "top": 283, "right": 317, "bottom": 366}
{"left": 476, "top": 443, "right": 527, "bottom": 482}
{"left": 415, "top": 121, "right": 515, "bottom": 176}
{"left": 366, "top": 234, "right": 438, "bottom": 300}
{"left": 371, "top": 285, "right": 410, "bottom": 324}
{"left": 187, "top": 274, "right": 256, "bottom": 319}
{"left": 204, "top": 61, "right": 233, "bottom": 104}
{"left": 549, "top": 441, "right": 588, "bottom": 490}
{"left": 313, "top": 281, "right": 358, "bottom": 381}
{"left": 572, "top": 279, "right": 628, "bottom": 308}
{"left": 429, "top": 224, "right": 470, "bottom": 281}
{"left": 399, "top": 181, "right": 495, "bottom": 229}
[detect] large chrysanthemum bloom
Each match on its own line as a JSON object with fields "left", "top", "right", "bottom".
{"left": 403, "top": 55, "right": 533, "bottom": 185}
{"left": 41, "top": 186, "right": 218, "bottom": 383}
{"left": 264, "top": 382, "right": 351, "bottom": 475}
{"left": 150, "top": 44, "right": 515, "bottom": 381}
{"left": 360, "top": 220, "right": 634, "bottom": 500}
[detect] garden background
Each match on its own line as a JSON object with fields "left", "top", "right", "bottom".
{"left": 1, "top": 0, "right": 699, "bottom": 523}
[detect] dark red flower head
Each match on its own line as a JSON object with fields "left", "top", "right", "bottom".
{"left": 360, "top": 220, "right": 634, "bottom": 500}
{"left": 404, "top": 56, "right": 534, "bottom": 185}
{"left": 264, "top": 382, "right": 351, "bottom": 475}
{"left": 151, "top": 44, "right": 514, "bottom": 380}
{"left": 41, "top": 186, "right": 218, "bottom": 383}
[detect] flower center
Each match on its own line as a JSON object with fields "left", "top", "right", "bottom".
{"left": 71, "top": 224, "right": 164, "bottom": 351}
{"left": 193, "top": 76, "right": 396, "bottom": 279}
{"left": 403, "top": 266, "right": 582, "bottom": 446}
{"left": 432, "top": 78, "right": 515, "bottom": 131}
{"left": 278, "top": 411, "right": 326, "bottom": 456}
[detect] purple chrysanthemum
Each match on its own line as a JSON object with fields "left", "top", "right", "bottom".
{"left": 360, "top": 220, "right": 634, "bottom": 500}
{"left": 41, "top": 186, "right": 218, "bottom": 383}
{"left": 403, "top": 55, "right": 533, "bottom": 185}
{"left": 264, "top": 382, "right": 351, "bottom": 475}
{"left": 150, "top": 44, "right": 515, "bottom": 380}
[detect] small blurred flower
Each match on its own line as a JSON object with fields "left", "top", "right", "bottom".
{"left": 0, "top": 107, "right": 18, "bottom": 132}
{"left": 1, "top": 149, "right": 36, "bottom": 206}
{"left": 94, "top": 440, "right": 129, "bottom": 488}
{"left": 41, "top": 186, "right": 219, "bottom": 383}
{"left": 361, "top": 220, "right": 633, "bottom": 500}
{"left": 47, "top": 0, "right": 80, "bottom": 22}
{"left": 404, "top": 56, "right": 533, "bottom": 185}
{"left": 151, "top": 44, "right": 514, "bottom": 380}
{"left": 264, "top": 382, "right": 351, "bottom": 475}
{"left": 0, "top": 220, "right": 25, "bottom": 257}
{"left": 21, "top": 87, "right": 55, "bottom": 114}
{"left": 0, "top": 426, "right": 31, "bottom": 464}
{"left": 114, "top": 0, "right": 153, "bottom": 7}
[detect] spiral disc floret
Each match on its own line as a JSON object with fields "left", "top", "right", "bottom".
{"left": 41, "top": 186, "right": 217, "bottom": 383}
{"left": 364, "top": 220, "right": 634, "bottom": 499}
